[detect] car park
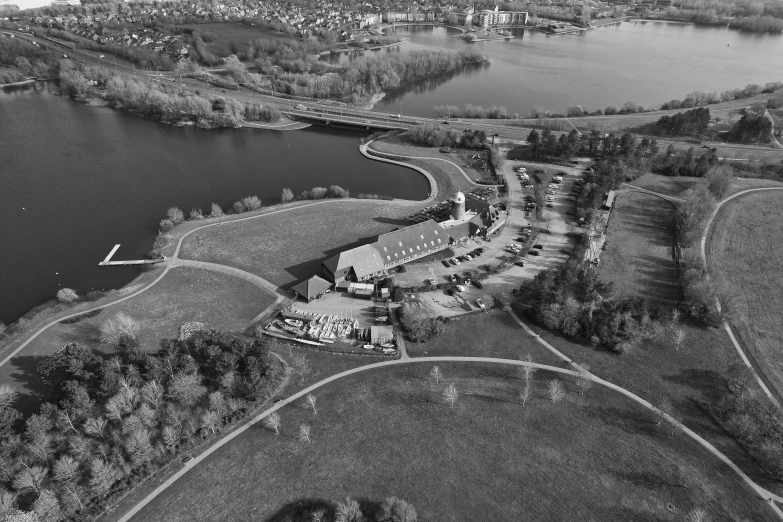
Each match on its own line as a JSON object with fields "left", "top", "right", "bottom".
{"left": 476, "top": 298, "right": 486, "bottom": 309}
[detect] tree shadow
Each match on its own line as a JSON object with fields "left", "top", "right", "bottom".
{"left": 282, "top": 235, "right": 382, "bottom": 286}
{"left": 6, "top": 355, "right": 53, "bottom": 416}
{"left": 265, "top": 498, "right": 335, "bottom": 522}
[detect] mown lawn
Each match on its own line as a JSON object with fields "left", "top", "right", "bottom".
{"left": 369, "top": 134, "right": 478, "bottom": 197}
{"left": 2, "top": 266, "right": 275, "bottom": 414}
{"left": 708, "top": 190, "right": 783, "bottom": 403}
{"left": 406, "top": 310, "right": 563, "bottom": 366}
{"left": 597, "top": 191, "right": 680, "bottom": 305}
{"left": 178, "top": 200, "right": 416, "bottom": 288}
{"left": 128, "top": 362, "right": 774, "bottom": 522}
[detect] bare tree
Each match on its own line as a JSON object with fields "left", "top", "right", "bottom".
{"left": 310, "top": 509, "right": 327, "bottom": 522}
{"left": 305, "top": 393, "right": 317, "bottom": 414}
{"left": 429, "top": 366, "right": 442, "bottom": 384}
{"left": 52, "top": 455, "right": 79, "bottom": 485}
{"left": 521, "top": 354, "right": 537, "bottom": 383}
{"left": 686, "top": 508, "right": 709, "bottom": 522}
{"left": 548, "top": 380, "right": 565, "bottom": 403}
{"left": 201, "top": 410, "right": 220, "bottom": 434}
{"left": 13, "top": 465, "right": 48, "bottom": 495}
{"left": 443, "top": 383, "right": 458, "bottom": 408}
{"left": 189, "top": 207, "right": 204, "bottom": 220}
{"left": 576, "top": 365, "right": 592, "bottom": 395}
{"left": 672, "top": 328, "right": 686, "bottom": 352}
{"left": 100, "top": 312, "right": 140, "bottom": 346}
{"left": 209, "top": 203, "right": 224, "bottom": 217}
{"left": 290, "top": 353, "right": 311, "bottom": 384}
{"left": 519, "top": 383, "right": 531, "bottom": 406}
{"left": 671, "top": 308, "right": 681, "bottom": 325}
{"left": 299, "top": 424, "right": 312, "bottom": 444}
{"left": 657, "top": 396, "right": 673, "bottom": 426}
{"left": 334, "top": 498, "right": 363, "bottom": 522}
{"left": 0, "top": 384, "right": 19, "bottom": 410}
{"left": 264, "top": 412, "right": 281, "bottom": 434}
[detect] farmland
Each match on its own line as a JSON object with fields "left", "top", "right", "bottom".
{"left": 707, "top": 190, "right": 783, "bottom": 401}
{"left": 597, "top": 191, "right": 680, "bottom": 305}
{"left": 127, "top": 362, "right": 773, "bottom": 522}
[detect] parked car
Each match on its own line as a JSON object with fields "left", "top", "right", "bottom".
{"left": 449, "top": 274, "right": 457, "bottom": 283}
{"left": 566, "top": 196, "right": 577, "bottom": 201}
{"left": 546, "top": 190, "right": 555, "bottom": 195}
{"left": 455, "top": 285, "right": 466, "bottom": 292}
{"left": 452, "top": 258, "right": 460, "bottom": 265}
{"left": 427, "top": 277, "right": 436, "bottom": 286}
{"left": 476, "top": 298, "right": 486, "bottom": 309}
{"left": 473, "top": 280, "right": 484, "bottom": 289}
{"left": 464, "top": 254, "right": 473, "bottom": 261}
{"left": 546, "top": 196, "right": 555, "bottom": 202}
{"left": 515, "top": 261, "right": 525, "bottom": 267}
{"left": 546, "top": 203, "right": 554, "bottom": 208}
{"left": 553, "top": 176, "right": 563, "bottom": 182}
{"left": 549, "top": 183, "right": 559, "bottom": 189}
{"left": 296, "top": 104, "right": 307, "bottom": 110}
{"left": 529, "top": 250, "right": 540, "bottom": 256}
{"left": 533, "top": 244, "right": 544, "bottom": 249}
{"left": 442, "top": 260, "right": 452, "bottom": 268}
{"left": 464, "top": 278, "right": 472, "bottom": 286}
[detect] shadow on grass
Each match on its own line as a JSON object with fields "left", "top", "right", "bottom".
{"left": 282, "top": 235, "right": 383, "bottom": 288}
{"left": 265, "top": 498, "right": 335, "bottom": 522}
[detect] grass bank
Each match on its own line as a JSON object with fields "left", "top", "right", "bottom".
{"left": 127, "top": 361, "right": 774, "bottom": 522}
{"left": 1, "top": 266, "right": 276, "bottom": 415}
{"left": 597, "top": 191, "right": 680, "bottom": 305}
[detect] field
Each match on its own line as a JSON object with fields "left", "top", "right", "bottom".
{"left": 178, "top": 200, "right": 417, "bottom": 288}
{"left": 369, "top": 134, "right": 480, "bottom": 196}
{"left": 597, "top": 191, "right": 680, "bottom": 305}
{"left": 707, "top": 190, "right": 783, "bottom": 402}
{"left": 128, "top": 362, "right": 774, "bottom": 522}
{"left": 182, "top": 22, "right": 296, "bottom": 57}
{"left": 1, "top": 266, "right": 276, "bottom": 414}
{"left": 406, "top": 310, "right": 563, "bottom": 365}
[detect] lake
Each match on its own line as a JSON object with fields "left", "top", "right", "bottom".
{"left": 3, "top": 20, "right": 782, "bottom": 323}
{"left": 329, "top": 22, "right": 783, "bottom": 117}
{"left": 0, "top": 88, "right": 426, "bottom": 324}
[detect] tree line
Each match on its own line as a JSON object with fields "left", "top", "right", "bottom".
{"left": 0, "top": 37, "right": 61, "bottom": 84}
{"left": 432, "top": 103, "right": 509, "bottom": 119}
{"left": 408, "top": 124, "right": 488, "bottom": 148}
{"left": 0, "top": 328, "right": 286, "bottom": 520}
{"left": 656, "top": 107, "right": 711, "bottom": 137}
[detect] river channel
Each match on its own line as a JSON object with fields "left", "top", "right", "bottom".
{"left": 2, "top": 20, "right": 783, "bottom": 324}
{"left": 0, "top": 88, "right": 425, "bottom": 324}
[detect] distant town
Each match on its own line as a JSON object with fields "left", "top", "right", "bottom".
{"left": 0, "top": 0, "right": 673, "bottom": 60}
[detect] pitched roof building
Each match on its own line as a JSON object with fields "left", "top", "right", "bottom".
{"left": 291, "top": 275, "right": 333, "bottom": 301}
{"left": 374, "top": 219, "right": 449, "bottom": 268}
{"left": 321, "top": 244, "right": 385, "bottom": 283}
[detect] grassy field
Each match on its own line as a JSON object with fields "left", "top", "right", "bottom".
{"left": 128, "top": 361, "right": 774, "bottom": 522}
{"left": 1, "top": 266, "right": 275, "bottom": 414}
{"left": 707, "top": 190, "right": 783, "bottom": 403}
{"left": 407, "top": 310, "right": 564, "bottom": 365}
{"left": 597, "top": 191, "right": 680, "bottom": 305}
{"left": 179, "top": 200, "right": 416, "bottom": 288}
{"left": 182, "top": 22, "right": 296, "bottom": 57}
{"left": 369, "top": 135, "right": 477, "bottom": 197}
{"left": 627, "top": 173, "right": 700, "bottom": 198}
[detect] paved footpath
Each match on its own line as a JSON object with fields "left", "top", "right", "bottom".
{"left": 699, "top": 187, "right": 783, "bottom": 411}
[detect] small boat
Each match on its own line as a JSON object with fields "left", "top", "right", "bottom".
{"left": 375, "top": 317, "right": 388, "bottom": 322}
{"left": 321, "top": 339, "right": 335, "bottom": 344}
{"left": 284, "top": 319, "right": 303, "bottom": 328}
{"left": 363, "top": 344, "right": 375, "bottom": 350}
{"left": 319, "top": 315, "right": 328, "bottom": 324}
{"left": 353, "top": 320, "right": 359, "bottom": 329}
{"left": 383, "top": 349, "right": 398, "bottom": 356}
{"left": 380, "top": 342, "right": 395, "bottom": 349}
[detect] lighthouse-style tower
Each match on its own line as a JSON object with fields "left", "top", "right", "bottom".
{"left": 450, "top": 191, "right": 466, "bottom": 220}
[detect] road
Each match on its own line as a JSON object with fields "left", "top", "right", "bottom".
{"left": 10, "top": 27, "right": 783, "bottom": 159}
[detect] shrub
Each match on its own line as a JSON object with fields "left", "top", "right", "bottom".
{"left": 232, "top": 200, "right": 246, "bottom": 213}
{"left": 604, "top": 106, "right": 617, "bottom": 115}
{"left": 392, "top": 287, "right": 405, "bottom": 302}
{"left": 309, "top": 187, "right": 328, "bottom": 199}
{"left": 398, "top": 303, "right": 446, "bottom": 342}
{"left": 328, "top": 185, "right": 350, "bottom": 198}
{"left": 159, "top": 219, "right": 174, "bottom": 232}
{"left": 209, "top": 203, "right": 224, "bottom": 217}
{"left": 281, "top": 188, "right": 294, "bottom": 203}
{"left": 166, "top": 207, "right": 185, "bottom": 224}
{"left": 189, "top": 207, "right": 204, "bottom": 220}
{"left": 56, "top": 288, "right": 78, "bottom": 303}
{"left": 241, "top": 196, "right": 262, "bottom": 211}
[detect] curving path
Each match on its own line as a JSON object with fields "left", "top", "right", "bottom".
{"left": 766, "top": 111, "right": 783, "bottom": 150}
{"left": 116, "top": 324, "right": 783, "bottom": 522}
{"left": 363, "top": 140, "right": 502, "bottom": 188}
{"left": 700, "top": 187, "right": 783, "bottom": 410}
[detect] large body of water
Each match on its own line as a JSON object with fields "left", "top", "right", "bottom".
{"left": 2, "top": 21, "right": 782, "bottom": 323}
{"left": 336, "top": 22, "right": 783, "bottom": 117}
{"left": 0, "top": 89, "right": 425, "bottom": 324}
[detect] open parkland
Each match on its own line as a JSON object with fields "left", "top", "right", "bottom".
{"left": 2, "top": 128, "right": 783, "bottom": 522}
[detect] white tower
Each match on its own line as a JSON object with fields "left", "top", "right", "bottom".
{"left": 451, "top": 191, "right": 466, "bottom": 220}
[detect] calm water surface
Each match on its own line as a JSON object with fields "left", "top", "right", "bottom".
{"left": 3, "top": 21, "right": 783, "bottom": 322}
{"left": 0, "top": 89, "right": 426, "bottom": 323}
{"left": 331, "top": 22, "right": 783, "bottom": 116}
